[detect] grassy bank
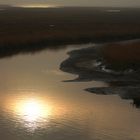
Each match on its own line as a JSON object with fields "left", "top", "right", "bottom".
{"left": 102, "top": 40, "right": 140, "bottom": 70}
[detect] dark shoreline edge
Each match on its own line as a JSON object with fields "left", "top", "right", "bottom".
{"left": 60, "top": 40, "right": 140, "bottom": 82}
{"left": 1, "top": 7, "right": 140, "bottom": 58}
{"left": 1, "top": 36, "right": 140, "bottom": 59}
{"left": 60, "top": 41, "right": 140, "bottom": 108}
{"left": 86, "top": 86, "right": 140, "bottom": 108}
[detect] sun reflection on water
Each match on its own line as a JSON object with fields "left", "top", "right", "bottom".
{"left": 3, "top": 92, "right": 55, "bottom": 132}
{"left": 15, "top": 98, "right": 51, "bottom": 122}
{"left": 1, "top": 90, "right": 70, "bottom": 133}
{"left": 10, "top": 97, "right": 52, "bottom": 132}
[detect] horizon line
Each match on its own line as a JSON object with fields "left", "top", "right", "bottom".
{"left": 0, "top": 4, "right": 140, "bottom": 9}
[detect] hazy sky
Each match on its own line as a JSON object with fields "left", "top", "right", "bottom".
{"left": 0, "top": 0, "right": 140, "bottom": 7}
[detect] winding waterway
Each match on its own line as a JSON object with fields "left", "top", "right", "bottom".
{"left": 0, "top": 44, "right": 139, "bottom": 140}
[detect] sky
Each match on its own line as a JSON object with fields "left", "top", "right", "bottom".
{"left": 0, "top": 0, "right": 140, "bottom": 7}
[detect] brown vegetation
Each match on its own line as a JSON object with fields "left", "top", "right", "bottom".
{"left": 0, "top": 7, "right": 140, "bottom": 47}
{"left": 98, "top": 39, "right": 140, "bottom": 71}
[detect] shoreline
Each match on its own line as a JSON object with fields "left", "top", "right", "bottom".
{"left": 60, "top": 40, "right": 140, "bottom": 82}
{"left": 60, "top": 41, "right": 140, "bottom": 108}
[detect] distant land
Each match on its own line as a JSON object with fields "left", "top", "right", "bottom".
{"left": 0, "top": 6, "right": 140, "bottom": 48}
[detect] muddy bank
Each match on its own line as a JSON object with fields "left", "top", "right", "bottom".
{"left": 60, "top": 40, "right": 140, "bottom": 82}
{"left": 86, "top": 85, "right": 140, "bottom": 108}
{"left": 60, "top": 40, "right": 140, "bottom": 108}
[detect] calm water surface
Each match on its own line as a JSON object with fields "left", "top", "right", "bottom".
{"left": 0, "top": 44, "right": 139, "bottom": 140}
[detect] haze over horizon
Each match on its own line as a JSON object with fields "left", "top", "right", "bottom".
{"left": 0, "top": 0, "right": 140, "bottom": 8}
